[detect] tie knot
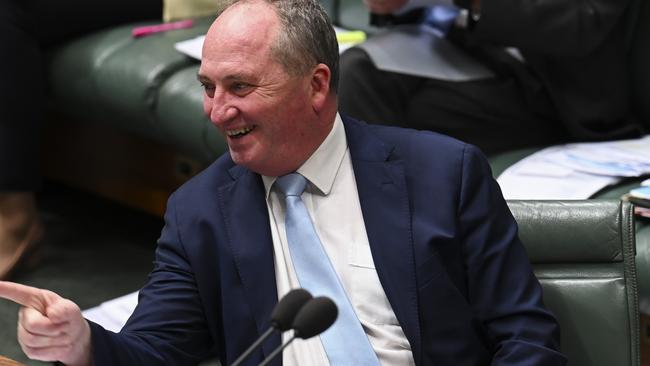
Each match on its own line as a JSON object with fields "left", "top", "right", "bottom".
{"left": 276, "top": 173, "right": 307, "bottom": 197}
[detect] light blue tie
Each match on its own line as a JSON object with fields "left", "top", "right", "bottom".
{"left": 276, "top": 173, "right": 379, "bottom": 365}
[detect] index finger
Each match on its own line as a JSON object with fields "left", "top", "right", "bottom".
{"left": 0, "top": 281, "right": 48, "bottom": 314}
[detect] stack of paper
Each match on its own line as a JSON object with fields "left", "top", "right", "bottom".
{"left": 624, "top": 179, "right": 650, "bottom": 211}
{"left": 497, "top": 135, "right": 650, "bottom": 200}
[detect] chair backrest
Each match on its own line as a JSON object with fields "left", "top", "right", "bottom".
{"left": 508, "top": 200, "right": 639, "bottom": 366}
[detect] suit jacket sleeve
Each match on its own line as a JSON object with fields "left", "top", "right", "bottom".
{"left": 457, "top": 145, "right": 566, "bottom": 365}
{"left": 89, "top": 192, "right": 215, "bottom": 366}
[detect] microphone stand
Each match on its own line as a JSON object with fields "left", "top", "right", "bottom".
{"left": 257, "top": 334, "right": 297, "bottom": 366}
{"left": 231, "top": 327, "right": 275, "bottom": 366}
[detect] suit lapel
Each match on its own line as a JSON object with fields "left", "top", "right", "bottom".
{"left": 217, "top": 166, "right": 281, "bottom": 362}
{"left": 344, "top": 118, "right": 422, "bottom": 364}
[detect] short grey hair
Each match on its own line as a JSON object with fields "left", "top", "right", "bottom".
{"left": 217, "top": 0, "right": 340, "bottom": 92}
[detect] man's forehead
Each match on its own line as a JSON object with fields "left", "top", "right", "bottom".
{"left": 203, "top": 1, "right": 278, "bottom": 58}
{"left": 200, "top": 2, "right": 281, "bottom": 78}
{"left": 216, "top": 0, "right": 277, "bottom": 34}
{"left": 206, "top": 2, "right": 277, "bottom": 47}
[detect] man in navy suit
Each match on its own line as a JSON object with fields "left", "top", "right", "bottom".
{"left": 0, "top": 0, "right": 565, "bottom": 364}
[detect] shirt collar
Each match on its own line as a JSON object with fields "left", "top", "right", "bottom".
{"left": 262, "top": 113, "right": 347, "bottom": 198}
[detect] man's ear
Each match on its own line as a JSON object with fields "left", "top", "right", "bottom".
{"left": 310, "top": 64, "right": 331, "bottom": 113}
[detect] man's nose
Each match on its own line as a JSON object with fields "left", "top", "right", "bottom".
{"left": 207, "top": 91, "right": 238, "bottom": 126}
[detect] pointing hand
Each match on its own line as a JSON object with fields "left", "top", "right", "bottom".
{"left": 0, "top": 281, "right": 92, "bottom": 366}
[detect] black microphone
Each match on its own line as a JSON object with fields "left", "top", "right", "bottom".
{"left": 258, "top": 296, "right": 338, "bottom": 366}
{"left": 230, "top": 289, "right": 312, "bottom": 366}
{"left": 270, "top": 288, "right": 313, "bottom": 331}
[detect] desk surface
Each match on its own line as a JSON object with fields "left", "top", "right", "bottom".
{"left": 0, "top": 356, "right": 25, "bottom": 366}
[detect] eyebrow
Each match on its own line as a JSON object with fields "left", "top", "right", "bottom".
{"left": 197, "top": 73, "right": 250, "bottom": 84}
{"left": 197, "top": 74, "right": 212, "bottom": 83}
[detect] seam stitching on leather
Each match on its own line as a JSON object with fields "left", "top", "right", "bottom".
{"left": 623, "top": 201, "right": 640, "bottom": 365}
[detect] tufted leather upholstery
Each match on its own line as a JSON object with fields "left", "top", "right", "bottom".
{"left": 508, "top": 200, "right": 639, "bottom": 366}
{"left": 47, "top": 17, "right": 223, "bottom": 164}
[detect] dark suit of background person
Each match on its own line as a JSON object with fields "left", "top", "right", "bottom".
{"left": 338, "top": 0, "right": 645, "bottom": 155}
{"left": 0, "top": 0, "right": 161, "bottom": 279}
{"left": 88, "top": 116, "right": 565, "bottom": 366}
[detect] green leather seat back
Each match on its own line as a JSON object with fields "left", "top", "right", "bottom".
{"left": 48, "top": 17, "right": 221, "bottom": 164}
{"left": 156, "top": 64, "right": 225, "bottom": 163}
{"left": 508, "top": 200, "right": 639, "bottom": 366}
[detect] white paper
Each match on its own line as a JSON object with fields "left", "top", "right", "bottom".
{"left": 498, "top": 168, "right": 620, "bottom": 200}
{"left": 497, "top": 147, "right": 621, "bottom": 200}
{"left": 542, "top": 136, "right": 650, "bottom": 177}
{"left": 174, "top": 35, "right": 205, "bottom": 60}
{"left": 82, "top": 291, "right": 139, "bottom": 333}
{"left": 174, "top": 27, "right": 366, "bottom": 60}
{"left": 494, "top": 135, "right": 650, "bottom": 200}
{"left": 355, "top": 24, "right": 495, "bottom": 81}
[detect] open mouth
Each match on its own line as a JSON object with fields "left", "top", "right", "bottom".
{"left": 226, "top": 126, "right": 255, "bottom": 138}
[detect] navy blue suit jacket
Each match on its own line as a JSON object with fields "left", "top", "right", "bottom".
{"left": 89, "top": 116, "right": 566, "bottom": 365}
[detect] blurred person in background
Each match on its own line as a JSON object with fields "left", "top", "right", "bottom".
{"left": 0, "top": 0, "right": 163, "bottom": 279}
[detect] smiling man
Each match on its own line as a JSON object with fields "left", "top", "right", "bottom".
{"left": 0, "top": 0, "right": 566, "bottom": 365}
{"left": 197, "top": 0, "right": 337, "bottom": 177}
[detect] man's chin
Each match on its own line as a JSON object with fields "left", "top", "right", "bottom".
{"left": 230, "top": 151, "right": 259, "bottom": 171}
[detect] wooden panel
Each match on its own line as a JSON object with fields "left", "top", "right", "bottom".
{"left": 42, "top": 115, "right": 206, "bottom": 217}
{"left": 0, "top": 356, "right": 25, "bottom": 366}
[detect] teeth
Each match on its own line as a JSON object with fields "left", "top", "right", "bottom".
{"left": 226, "top": 126, "right": 255, "bottom": 137}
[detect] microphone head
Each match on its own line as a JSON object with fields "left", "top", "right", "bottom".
{"left": 292, "top": 296, "right": 338, "bottom": 339}
{"left": 270, "top": 288, "right": 313, "bottom": 331}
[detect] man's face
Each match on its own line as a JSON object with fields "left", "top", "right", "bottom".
{"left": 199, "top": 1, "right": 327, "bottom": 176}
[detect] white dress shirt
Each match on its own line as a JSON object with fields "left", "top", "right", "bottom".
{"left": 262, "top": 114, "right": 415, "bottom": 366}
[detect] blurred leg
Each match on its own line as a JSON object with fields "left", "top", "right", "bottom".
{"left": 0, "top": 0, "right": 162, "bottom": 279}
{"left": 406, "top": 76, "right": 566, "bottom": 154}
{"left": 339, "top": 47, "right": 422, "bottom": 127}
{"left": 32, "top": 0, "right": 163, "bottom": 47}
{"left": 0, "top": 193, "right": 42, "bottom": 280}
{"left": 0, "top": 1, "right": 44, "bottom": 192}
{"left": 338, "top": 46, "right": 566, "bottom": 154}
{"left": 0, "top": 2, "right": 47, "bottom": 279}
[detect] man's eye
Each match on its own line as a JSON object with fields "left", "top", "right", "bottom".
{"left": 231, "top": 83, "right": 252, "bottom": 93}
{"left": 200, "top": 82, "right": 215, "bottom": 91}
{"left": 200, "top": 82, "right": 215, "bottom": 97}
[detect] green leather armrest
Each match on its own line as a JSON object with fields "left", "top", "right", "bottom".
{"left": 508, "top": 200, "right": 639, "bottom": 366}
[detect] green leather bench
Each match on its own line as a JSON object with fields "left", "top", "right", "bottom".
{"left": 48, "top": 16, "right": 221, "bottom": 164}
